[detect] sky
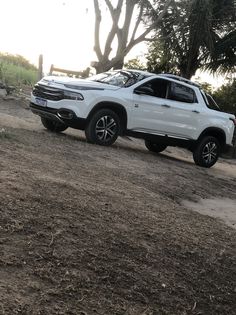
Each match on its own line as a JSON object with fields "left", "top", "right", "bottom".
{"left": 0, "top": 0, "right": 145, "bottom": 72}
{"left": 0, "top": 0, "right": 97, "bottom": 72}
{"left": 0, "top": 0, "right": 228, "bottom": 88}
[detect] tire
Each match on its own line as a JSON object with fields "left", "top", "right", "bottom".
{"left": 85, "top": 109, "right": 120, "bottom": 146}
{"left": 145, "top": 140, "right": 167, "bottom": 153}
{"left": 41, "top": 117, "right": 68, "bottom": 133}
{"left": 193, "top": 136, "right": 220, "bottom": 168}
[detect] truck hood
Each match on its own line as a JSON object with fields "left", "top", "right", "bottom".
{"left": 41, "top": 76, "right": 121, "bottom": 91}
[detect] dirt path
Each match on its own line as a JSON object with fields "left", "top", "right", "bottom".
{"left": 0, "top": 99, "right": 236, "bottom": 315}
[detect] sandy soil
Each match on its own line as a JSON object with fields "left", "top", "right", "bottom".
{"left": 0, "top": 98, "right": 236, "bottom": 315}
{"left": 183, "top": 198, "right": 236, "bottom": 230}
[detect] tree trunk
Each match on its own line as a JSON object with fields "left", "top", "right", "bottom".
{"left": 180, "top": 71, "right": 193, "bottom": 80}
{"left": 113, "top": 59, "right": 124, "bottom": 70}
{"left": 180, "top": 64, "right": 198, "bottom": 80}
{"left": 92, "top": 0, "right": 173, "bottom": 74}
{"left": 93, "top": 60, "right": 111, "bottom": 74}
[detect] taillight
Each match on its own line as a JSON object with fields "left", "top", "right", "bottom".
{"left": 230, "top": 118, "right": 236, "bottom": 126}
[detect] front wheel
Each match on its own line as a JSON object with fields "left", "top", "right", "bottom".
{"left": 41, "top": 117, "right": 68, "bottom": 133}
{"left": 85, "top": 109, "right": 120, "bottom": 146}
{"left": 193, "top": 136, "right": 220, "bottom": 168}
{"left": 145, "top": 140, "right": 167, "bottom": 153}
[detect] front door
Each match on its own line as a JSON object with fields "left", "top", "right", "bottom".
{"left": 131, "top": 78, "right": 173, "bottom": 135}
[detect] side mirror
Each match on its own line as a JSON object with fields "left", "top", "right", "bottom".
{"left": 134, "top": 86, "right": 154, "bottom": 96}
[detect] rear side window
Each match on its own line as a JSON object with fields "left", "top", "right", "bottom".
{"left": 201, "top": 92, "right": 221, "bottom": 111}
{"left": 168, "top": 82, "right": 197, "bottom": 103}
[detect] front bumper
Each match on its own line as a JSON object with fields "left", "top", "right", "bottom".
{"left": 30, "top": 103, "right": 87, "bottom": 130}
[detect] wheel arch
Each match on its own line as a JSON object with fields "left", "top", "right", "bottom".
{"left": 87, "top": 102, "right": 128, "bottom": 135}
{"left": 198, "top": 127, "right": 226, "bottom": 148}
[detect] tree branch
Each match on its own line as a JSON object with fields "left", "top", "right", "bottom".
{"left": 104, "top": 0, "right": 123, "bottom": 57}
{"left": 130, "top": 4, "right": 144, "bottom": 43}
{"left": 104, "top": 0, "right": 114, "bottom": 14}
{"left": 116, "top": 1, "right": 136, "bottom": 56}
{"left": 93, "top": 0, "right": 103, "bottom": 60}
{"left": 144, "top": 37, "right": 155, "bottom": 42}
{"left": 126, "top": 0, "right": 174, "bottom": 54}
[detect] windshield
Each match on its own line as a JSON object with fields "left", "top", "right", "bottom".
{"left": 88, "top": 70, "right": 149, "bottom": 87}
{"left": 201, "top": 90, "right": 221, "bottom": 111}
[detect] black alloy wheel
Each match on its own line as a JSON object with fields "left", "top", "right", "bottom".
{"left": 85, "top": 109, "right": 120, "bottom": 146}
{"left": 193, "top": 136, "right": 220, "bottom": 167}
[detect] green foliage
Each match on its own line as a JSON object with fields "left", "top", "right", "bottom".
{"left": 124, "top": 58, "right": 147, "bottom": 71}
{"left": 0, "top": 128, "right": 14, "bottom": 140}
{"left": 212, "top": 79, "right": 236, "bottom": 114}
{"left": 146, "top": 40, "right": 180, "bottom": 74}
{"left": 145, "top": 0, "right": 236, "bottom": 78}
{"left": 0, "top": 52, "right": 37, "bottom": 86}
{"left": 196, "top": 81, "right": 213, "bottom": 94}
{"left": 0, "top": 52, "right": 37, "bottom": 71}
{"left": 199, "top": 82, "right": 213, "bottom": 94}
{"left": 205, "top": 30, "right": 236, "bottom": 74}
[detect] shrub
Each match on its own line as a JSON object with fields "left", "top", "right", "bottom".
{"left": 213, "top": 79, "right": 236, "bottom": 115}
{"left": 0, "top": 52, "right": 38, "bottom": 86}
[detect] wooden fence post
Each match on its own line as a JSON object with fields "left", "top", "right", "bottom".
{"left": 49, "top": 64, "right": 54, "bottom": 75}
{"left": 38, "top": 54, "right": 43, "bottom": 80}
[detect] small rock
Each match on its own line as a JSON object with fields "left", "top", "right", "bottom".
{"left": 3, "top": 95, "right": 19, "bottom": 101}
{"left": 0, "top": 81, "right": 5, "bottom": 89}
{"left": 6, "top": 85, "right": 15, "bottom": 94}
{"left": 0, "top": 88, "right": 7, "bottom": 98}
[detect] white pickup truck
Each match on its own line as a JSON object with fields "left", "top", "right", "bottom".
{"left": 30, "top": 70, "right": 236, "bottom": 168}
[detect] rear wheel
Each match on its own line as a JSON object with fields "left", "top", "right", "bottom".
{"left": 85, "top": 109, "right": 120, "bottom": 146}
{"left": 41, "top": 117, "right": 68, "bottom": 132}
{"left": 193, "top": 136, "right": 220, "bottom": 168}
{"left": 145, "top": 140, "right": 167, "bottom": 153}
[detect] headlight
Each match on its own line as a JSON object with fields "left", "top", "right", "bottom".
{"left": 64, "top": 91, "right": 84, "bottom": 100}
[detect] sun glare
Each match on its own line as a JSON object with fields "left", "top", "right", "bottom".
{"left": 0, "top": 0, "right": 95, "bottom": 73}
{"left": 0, "top": 0, "right": 229, "bottom": 87}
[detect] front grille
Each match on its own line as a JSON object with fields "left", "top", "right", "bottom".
{"left": 33, "top": 84, "right": 64, "bottom": 101}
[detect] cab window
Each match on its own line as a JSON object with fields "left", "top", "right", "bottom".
{"left": 168, "top": 82, "right": 197, "bottom": 103}
{"left": 135, "top": 78, "right": 169, "bottom": 99}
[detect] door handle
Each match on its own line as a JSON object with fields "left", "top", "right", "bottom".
{"left": 192, "top": 110, "right": 200, "bottom": 114}
{"left": 161, "top": 104, "right": 171, "bottom": 108}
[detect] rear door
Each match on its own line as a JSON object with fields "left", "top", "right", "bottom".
{"left": 164, "top": 81, "right": 201, "bottom": 139}
{"left": 131, "top": 78, "right": 201, "bottom": 139}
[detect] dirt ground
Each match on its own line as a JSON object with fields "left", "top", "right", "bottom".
{"left": 0, "top": 98, "right": 236, "bottom": 315}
